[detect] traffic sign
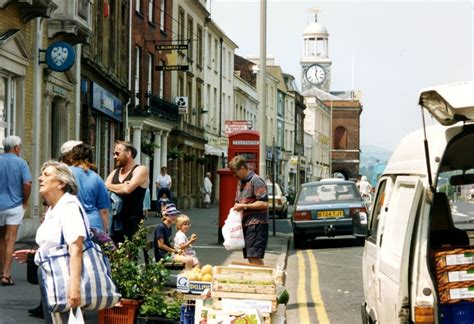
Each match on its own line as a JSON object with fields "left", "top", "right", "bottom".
{"left": 155, "top": 44, "right": 188, "bottom": 50}
{"left": 155, "top": 65, "right": 189, "bottom": 71}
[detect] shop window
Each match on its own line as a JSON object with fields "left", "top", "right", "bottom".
{"left": 0, "top": 76, "right": 14, "bottom": 149}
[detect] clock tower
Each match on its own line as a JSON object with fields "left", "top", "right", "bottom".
{"left": 300, "top": 11, "right": 332, "bottom": 92}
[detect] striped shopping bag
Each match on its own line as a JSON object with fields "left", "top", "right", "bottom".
{"left": 39, "top": 210, "right": 121, "bottom": 312}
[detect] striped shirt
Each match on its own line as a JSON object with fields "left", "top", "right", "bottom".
{"left": 235, "top": 171, "right": 269, "bottom": 226}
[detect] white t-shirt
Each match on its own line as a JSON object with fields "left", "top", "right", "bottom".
{"left": 35, "top": 192, "right": 89, "bottom": 265}
{"left": 156, "top": 174, "right": 171, "bottom": 188}
{"left": 174, "top": 230, "right": 196, "bottom": 257}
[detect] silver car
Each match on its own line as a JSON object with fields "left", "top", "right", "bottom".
{"left": 266, "top": 182, "right": 288, "bottom": 218}
{"left": 291, "top": 179, "right": 366, "bottom": 248}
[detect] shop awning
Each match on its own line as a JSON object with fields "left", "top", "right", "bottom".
{"left": 205, "top": 144, "right": 227, "bottom": 157}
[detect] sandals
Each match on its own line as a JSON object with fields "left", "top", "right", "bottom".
{"left": 1, "top": 276, "right": 14, "bottom": 286}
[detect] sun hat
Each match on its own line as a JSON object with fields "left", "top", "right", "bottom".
{"left": 163, "top": 203, "right": 181, "bottom": 216}
{"left": 60, "top": 140, "right": 83, "bottom": 154}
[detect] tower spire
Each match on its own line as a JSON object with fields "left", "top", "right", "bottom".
{"left": 307, "top": 8, "right": 320, "bottom": 23}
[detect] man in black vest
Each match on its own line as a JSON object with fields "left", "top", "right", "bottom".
{"left": 106, "top": 141, "right": 149, "bottom": 243}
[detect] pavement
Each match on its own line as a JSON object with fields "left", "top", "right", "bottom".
{"left": 0, "top": 205, "right": 291, "bottom": 323}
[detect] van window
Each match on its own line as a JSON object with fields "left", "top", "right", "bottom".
{"left": 437, "top": 171, "right": 474, "bottom": 232}
{"left": 368, "top": 179, "right": 387, "bottom": 245}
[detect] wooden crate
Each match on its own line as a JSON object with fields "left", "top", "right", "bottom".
{"left": 212, "top": 278, "right": 275, "bottom": 294}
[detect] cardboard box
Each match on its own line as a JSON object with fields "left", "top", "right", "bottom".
{"left": 176, "top": 274, "right": 212, "bottom": 294}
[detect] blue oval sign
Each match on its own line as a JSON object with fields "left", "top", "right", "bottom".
{"left": 45, "top": 41, "right": 76, "bottom": 72}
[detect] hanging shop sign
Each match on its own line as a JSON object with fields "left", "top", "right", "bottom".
{"left": 45, "top": 41, "right": 76, "bottom": 72}
{"left": 92, "top": 83, "right": 123, "bottom": 122}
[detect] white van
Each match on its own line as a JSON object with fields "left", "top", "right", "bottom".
{"left": 353, "top": 81, "right": 474, "bottom": 323}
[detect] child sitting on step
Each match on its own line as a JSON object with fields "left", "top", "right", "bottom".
{"left": 174, "top": 215, "right": 199, "bottom": 268}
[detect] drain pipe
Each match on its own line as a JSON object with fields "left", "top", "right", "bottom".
{"left": 75, "top": 44, "right": 81, "bottom": 139}
{"left": 31, "top": 18, "right": 43, "bottom": 218}
{"left": 125, "top": 0, "right": 133, "bottom": 141}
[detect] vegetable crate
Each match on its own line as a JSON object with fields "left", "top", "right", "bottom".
{"left": 211, "top": 265, "right": 277, "bottom": 312}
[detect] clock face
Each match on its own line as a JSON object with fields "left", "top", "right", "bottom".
{"left": 306, "top": 64, "right": 326, "bottom": 85}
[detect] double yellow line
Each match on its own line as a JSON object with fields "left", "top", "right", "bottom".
{"left": 296, "top": 250, "right": 330, "bottom": 323}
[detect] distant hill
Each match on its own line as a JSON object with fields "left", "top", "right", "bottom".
{"left": 359, "top": 145, "right": 393, "bottom": 179}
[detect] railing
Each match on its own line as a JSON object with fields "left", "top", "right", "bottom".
{"left": 130, "top": 93, "right": 179, "bottom": 123}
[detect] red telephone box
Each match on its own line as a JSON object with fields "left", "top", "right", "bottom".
{"left": 217, "top": 131, "right": 260, "bottom": 243}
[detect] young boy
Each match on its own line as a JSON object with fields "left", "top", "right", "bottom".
{"left": 153, "top": 204, "right": 193, "bottom": 268}
{"left": 174, "top": 215, "right": 199, "bottom": 267}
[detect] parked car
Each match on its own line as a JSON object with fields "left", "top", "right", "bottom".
{"left": 266, "top": 182, "right": 288, "bottom": 218}
{"left": 291, "top": 178, "right": 366, "bottom": 248}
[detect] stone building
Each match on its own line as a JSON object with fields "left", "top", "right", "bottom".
{"left": 0, "top": 0, "right": 93, "bottom": 239}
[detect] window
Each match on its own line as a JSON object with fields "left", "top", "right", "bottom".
{"left": 187, "top": 79, "right": 192, "bottom": 121}
{"left": 158, "top": 60, "right": 165, "bottom": 98}
{"left": 187, "top": 15, "right": 193, "bottom": 61}
{"left": 197, "top": 25, "right": 203, "bottom": 67}
{"left": 178, "top": 7, "right": 185, "bottom": 40}
{"left": 147, "top": 53, "right": 153, "bottom": 105}
{"left": 135, "top": 0, "right": 142, "bottom": 13}
{"left": 135, "top": 46, "right": 141, "bottom": 106}
{"left": 159, "top": 0, "right": 165, "bottom": 31}
{"left": 214, "top": 39, "right": 218, "bottom": 70}
{"left": 207, "top": 33, "right": 212, "bottom": 67}
{"left": 148, "top": 0, "right": 154, "bottom": 22}
{"left": 368, "top": 179, "right": 388, "bottom": 244}
{"left": 196, "top": 84, "right": 202, "bottom": 127}
{"left": 0, "top": 76, "right": 14, "bottom": 147}
{"left": 334, "top": 126, "right": 348, "bottom": 149}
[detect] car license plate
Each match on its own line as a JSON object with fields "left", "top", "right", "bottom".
{"left": 318, "top": 210, "right": 344, "bottom": 218}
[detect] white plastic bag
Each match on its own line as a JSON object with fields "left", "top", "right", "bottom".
{"left": 222, "top": 208, "right": 245, "bottom": 250}
{"left": 68, "top": 308, "right": 84, "bottom": 324}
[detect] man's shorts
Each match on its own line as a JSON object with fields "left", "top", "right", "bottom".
{"left": 242, "top": 223, "right": 269, "bottom": 259}
{"left": 0, "top": 205, "right": 25, "bottom": 226}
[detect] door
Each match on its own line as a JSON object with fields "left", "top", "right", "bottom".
{"left": 377, "top": 176, "right": 423, "bottom": 322}
{"left": 363, "top": 177, "right": 392, "bottom": 320}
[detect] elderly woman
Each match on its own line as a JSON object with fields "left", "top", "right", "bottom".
{"left": 14, "top": 161, "right": 89, "bottom": 323}
{"left": 60, "top": 141, "right": 110, "bottom": 233}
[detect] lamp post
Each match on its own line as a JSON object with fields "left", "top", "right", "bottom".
{"left": 258, "top": 0, "right": 267, "bottom": 178}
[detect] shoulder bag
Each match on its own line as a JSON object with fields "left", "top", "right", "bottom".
{"left": 39, "top": 206, "right": 121, "bottom": 312}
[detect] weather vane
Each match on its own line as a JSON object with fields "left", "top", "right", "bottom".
{"left": 307, "top": 8, "right": 320, "bottom": 22}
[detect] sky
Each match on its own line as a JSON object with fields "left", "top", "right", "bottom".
{"left": 209, "top": 0, "right": 473, "bottom": 151}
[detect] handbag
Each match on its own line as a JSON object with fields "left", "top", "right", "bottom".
{"left": 90, "top": 227, "right": 117, "bottom": 253}
{"left": 26, "top": 253, "right": 39, "bottom": 285}
{"left": 39, "top": 207, "right": 121, "bottom": 313}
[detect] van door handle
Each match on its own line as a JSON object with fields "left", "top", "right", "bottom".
{"left": 372, "top": 264, "right": 375, "bottom": 273}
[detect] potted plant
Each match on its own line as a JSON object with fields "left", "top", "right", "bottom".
{"left": 168, "top": 147, "right": 183, "bottom": 160}
{"left": 141, "top": 141, "right": 159, "bottom": 159}
{"left": 100, "top": 225, "right": 180, "bottom": 323}
{"left": 197, "top": 155, "right": 208, "bottom": 165}
{"left": 183, "top": 153, "right": 196, "bottom": 162}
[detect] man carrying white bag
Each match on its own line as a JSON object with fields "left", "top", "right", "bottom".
{"left": 222, "top": 208, "right": 245, "bottom": 250}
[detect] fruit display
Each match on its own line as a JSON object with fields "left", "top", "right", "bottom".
{"left": 180, "top": 264, "right": 214, "bottom": 282}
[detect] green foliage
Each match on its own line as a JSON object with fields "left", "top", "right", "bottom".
{"left": 141, "top": 141, "right": 159, "bottom": 158}
{"left": 107, "top": 224, "right": 181, "bottom": 319}
{"left": 168, "top": 147, "right": 183, "bottom": 160}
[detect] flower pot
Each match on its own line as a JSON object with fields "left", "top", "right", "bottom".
{"left": 98, "top": 299, "right": 142, "bottom": 324}
{"left": 136, "top": 316, "right": 180, "bottom": 324}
